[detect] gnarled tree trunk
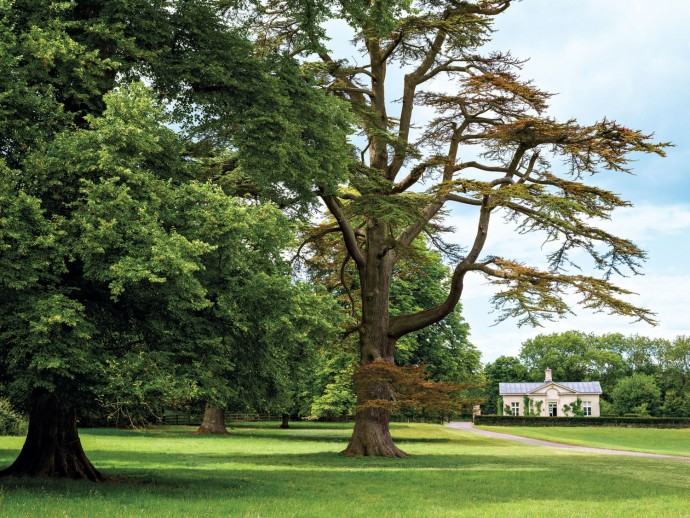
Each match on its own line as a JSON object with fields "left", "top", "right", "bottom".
{"left": 343, "top": 222, "right": 407, "bottom": 457}
{"left": 195, "top": 406, "right": 228, "bottom": 435}
{"left": 0, "top": 391, "right": 105, "bottom": 482}
{"left": 343, "top": 376, "right": 408, "bottom": 457}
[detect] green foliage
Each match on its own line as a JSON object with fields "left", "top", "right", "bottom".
{"left": 0, "top": 75, "right": 340, "bottom": 426}
{"left": 483, "top": 356, "right": 528, "bottom": 414}
{"left": 234, "top": 58, "right": 354, "bottom": 209}
{"left": 611, "top": 373, "right": 661, "bottom": 417}
{"left": 519, "top": 331, "right": 630, "bottom": 390}
{"left": 522, "top": 396, "right": 543, "bottom": 417}
{"left": 660, "top": 390, "right": 690, "bottom": 417}
{"left": 0, "top": 398, "right": 26, "bottom": 436}
{"left": 308, "top": 336, "right": 358, "bottom": 419}
{"left": 562, "top": 398, "right": 585, "bottom": 417}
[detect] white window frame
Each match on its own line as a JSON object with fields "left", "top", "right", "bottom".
{"left": 548, "top": 402, "right": 558, "bottom": 417}
{"left": 511, "top": 402, "right": 520, "bottom": 416}
{"left": 583, "top": 401, "right": 592, "bottom": 416}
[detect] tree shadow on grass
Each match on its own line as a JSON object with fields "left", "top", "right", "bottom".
{"left": 220, "top": 429, "right": 452, "bottom": 444}
{"left": 1, "top": 451, "right": 688, "bottom": 511}
{"left": 110, "top": 423, "right": 452, "bottom": 444}
{"left": 227, "top": 421, "right": 356, "bottom": 430}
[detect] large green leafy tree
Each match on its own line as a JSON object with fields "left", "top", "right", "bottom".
{"left": 239, "top": 0, "right": 667, "bottom": 455}
{"left": 0, "top": 84, "right": 307, "bottom": 479}
{"left": 519, "top": 331, "right": 631, "bottom": 394}
{"left": 0, "top": 0, "right": 350, "bottom": 479}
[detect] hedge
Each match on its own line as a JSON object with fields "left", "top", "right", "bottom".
{"left": 474, "top": 415, "right": 690, "bottom": 428}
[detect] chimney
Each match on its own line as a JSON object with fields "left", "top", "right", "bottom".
{"left": 544, "top": 368, "right": 552, "bottom": 382}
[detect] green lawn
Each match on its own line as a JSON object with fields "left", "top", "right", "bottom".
{"left": 478, "top": 425, "right": 690, "bottom": 457}
{"left": 1, "top": 422, "right": 689, "bottom": 517}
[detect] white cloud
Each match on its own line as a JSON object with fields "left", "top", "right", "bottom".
{"left": 465, "top": 271, "right": 690, "bottom": 363}
{"left": 488, "top": 0, "right": 690, "bottom": 124}
{"left": 602, "top": 204, "right": 690, "bottom": 242}
{"left": 443, "top": 202, "right": 690, "bottom": 362}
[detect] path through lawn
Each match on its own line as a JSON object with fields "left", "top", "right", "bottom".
{"left": 448, "top": 422, "right": 690, "bottom": 461}
{"left": 1, "top": 422, "right": 690, "bottom": 517}
{"left": 475, "top": 425, "right": 690, "bottom": 457}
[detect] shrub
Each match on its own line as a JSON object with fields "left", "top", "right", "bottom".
{"left": 611, "top": 373, "right": 661, "bottom": 416}
{"left": 0, "top": 398, "right": 27, "bottom": 436}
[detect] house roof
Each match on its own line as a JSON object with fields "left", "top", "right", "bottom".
{"left": 499, "top": 381, "right": 602, "bottom": 395}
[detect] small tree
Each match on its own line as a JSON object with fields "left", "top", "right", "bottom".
{"left": 611, "top": 374, "right": 661, "bottom": 416}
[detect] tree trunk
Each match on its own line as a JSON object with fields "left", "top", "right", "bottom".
{"left": 0, "top": 391, "right": 105, "bottom": 482}
{"left": 344, "top": 387, "right": 408, "bottom": 457}
{"left": 195, "top": 406, "right": 228, "bottom": 435}
{"left": 343, "top": 222, "right": 407, "bottom": 457}
{"left": 280, "top": 413, "right": 290, "bottom": 429}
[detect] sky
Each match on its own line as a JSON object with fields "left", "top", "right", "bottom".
{"left": 451, "top": 0, "right": 690, "bottom": 361}
{"left": 327, "top": 1, "right": 690, "bottom": 363}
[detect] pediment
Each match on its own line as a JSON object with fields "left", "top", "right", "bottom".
{"left": 528, "top": 382, "right": 576, "bottom": 395}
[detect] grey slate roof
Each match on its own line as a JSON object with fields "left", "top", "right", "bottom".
{"left": 499, "top": 381, "right": 602, "bottom": 395}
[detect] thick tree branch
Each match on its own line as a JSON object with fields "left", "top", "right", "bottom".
{"left": 389, "top": 197, "right": 493, "bottom": 338}
{"left": 391, "top": 162, "right": 433, "bottom": 193}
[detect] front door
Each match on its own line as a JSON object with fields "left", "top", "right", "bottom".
{"left": 549, "top": 402, "right": 557, "bottom": 417}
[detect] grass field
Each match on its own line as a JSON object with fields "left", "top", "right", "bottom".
{"left": 1, "top": 422, "right": 690, "bottom": 517}
{"left": 478, "top": 425, "right": 690, "bottom": 457}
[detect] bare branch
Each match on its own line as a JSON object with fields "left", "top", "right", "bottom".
{"left": 447, "top": 194, "right": 483, "bottom": 206}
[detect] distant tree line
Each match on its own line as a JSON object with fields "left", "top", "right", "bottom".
{"left": 483, "top": 331, "right": 690, "bottom": 417}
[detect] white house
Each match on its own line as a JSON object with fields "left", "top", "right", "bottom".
{"left": 499, "top": 369, "right": 602, "bottom": 417}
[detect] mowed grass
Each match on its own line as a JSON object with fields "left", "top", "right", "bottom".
{"left": 0, "top": 422, "right": 689, "bottom": 517}
{"left": 479, "top": 425, "right": 690, "bottom": 457}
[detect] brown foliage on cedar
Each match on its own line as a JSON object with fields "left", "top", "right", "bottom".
{"left": 354, "top": 361, "right": 484, "bottom": 415}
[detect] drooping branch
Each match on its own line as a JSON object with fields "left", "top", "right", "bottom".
{"left": 321, "top": 194, "right": 366, "bottom": 268}
{"left": 291, "top": 224, "right": 341, "bottom": 264}
{"left": 467, "top": 259, "right": 657, "bottom": 327}
{"left": 340, "top": 252, "right": 357, "bottom": 317}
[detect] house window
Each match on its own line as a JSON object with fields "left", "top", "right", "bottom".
{"left": 548, "top": 402, "right": 557, "bottom": 417}
{"left": 583, "top": 401, "right": 592, "bottom": 416}
{"left": 511, "top": 402, "right": 520, "bottom": 416}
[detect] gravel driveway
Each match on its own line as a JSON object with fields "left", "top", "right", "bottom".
{"left": 446, "top": 421, "right": 690, "bottom": 462}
